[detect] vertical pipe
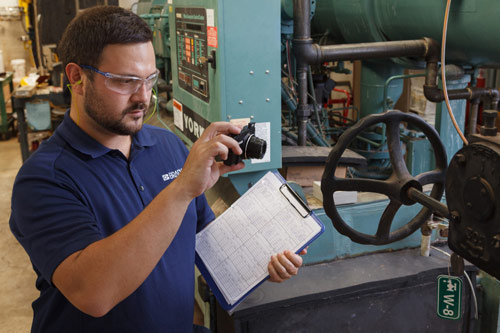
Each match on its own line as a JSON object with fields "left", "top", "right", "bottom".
{"left": 293, "top": 0, "right": 312, "bottom": 146}
{"left": 293, "top": 0, "right": 310, "bottom": 40}
{"left": 425, "top": 61, "right": 438, "bottom": 87}
{"left": 468, "top": 100, "right": 480, "bottom": 135}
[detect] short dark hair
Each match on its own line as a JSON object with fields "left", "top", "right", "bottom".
{"left": 58, "top": 6, "right": 152, "bottom": 70}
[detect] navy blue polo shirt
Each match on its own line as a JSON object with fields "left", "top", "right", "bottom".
{"left": 10, "top": 111, "right": 214, "bottom": 332}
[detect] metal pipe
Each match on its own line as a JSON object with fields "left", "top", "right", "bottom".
{"left": 293, "top": 0, "right": 438, "bottom": 66}
{"left": 355, "top": 135, "right": 382, "bottom": 148}
{"left": 468, "top": 100, "right": 480, "bottom": 135}
{"left": 294, "top": 0, "right": 314, "bottom": 146}
{"left": 306, "top": 122, "right": 329, "bottom": 147}
{"left": 492, "top": 98, "right": 499, "bottom": 111}
{"left": 281, "top": 83, "right": 297, "bottom": 111}
{"left": 316, "top": 40, "right": 429, "bottom": 63}
{"left": 292, "top": 0, "right": 310, "bottom": 40}
{"left": 424, "top": 85, "right": 500, "bottom": 103}
{"left": 407, "top": 187, "right": 450, "bottom": 218}
{"left": 425, "top": 61, "right": 438, "bottom": 87}
{"left": 423, "top": 64, "right": 500, "bottom": 105}
{"left": 294, "top": 36, "right": 436, "bottom": 65}
{"left": 282, "top": 129, "right": 299, "bottom": 145}
{"left": 292, "top": 0, "right": 439, "bottom": 146}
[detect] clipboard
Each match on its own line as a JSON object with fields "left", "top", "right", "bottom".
{"left": 195, "top": 170, "right": 325, "bottom": 312}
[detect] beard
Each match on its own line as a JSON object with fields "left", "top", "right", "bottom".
{"left": 83, "top": 84, "right": 148, "bottom": 136}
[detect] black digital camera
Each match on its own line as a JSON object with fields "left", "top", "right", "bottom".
{"left": 224, "top": 122, "right": 267, "bottom": 166}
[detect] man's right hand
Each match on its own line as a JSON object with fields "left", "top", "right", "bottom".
{"left": 175, "top": 122, "right": 245, "bottom": 200}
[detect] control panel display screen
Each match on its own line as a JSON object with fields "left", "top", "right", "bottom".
{"left": 175, "top": 7, "right": 210, "bottom": 102}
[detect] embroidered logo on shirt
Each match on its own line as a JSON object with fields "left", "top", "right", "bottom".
{"left": 162, "top": 168, "right": 182, "bottom": 181}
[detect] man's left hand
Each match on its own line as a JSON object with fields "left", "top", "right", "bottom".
{"left": 268, "top": 248, "right": 307, "bottom": 283}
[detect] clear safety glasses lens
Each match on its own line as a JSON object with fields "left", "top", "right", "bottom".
{"left": 104, "top": 70, "right": 159, "bottom": 95}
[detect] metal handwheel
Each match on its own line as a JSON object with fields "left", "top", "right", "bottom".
{"left": 321, "top": 110, "right": 448, "bottom": 245}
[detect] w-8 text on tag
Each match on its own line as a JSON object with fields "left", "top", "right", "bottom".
{"left": 437, "top": 275, "right": 462, "bottom": 320}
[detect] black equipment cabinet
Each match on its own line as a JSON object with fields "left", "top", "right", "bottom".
{"left": 216, "top": 247, "right": 476, "bottom": 333}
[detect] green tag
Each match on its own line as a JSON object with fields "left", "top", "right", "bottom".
{"left": 437, "top": 275, "right": 462, "bottom": 320}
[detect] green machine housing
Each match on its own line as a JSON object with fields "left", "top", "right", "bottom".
{"left": 149, "top": 0, "right": 500, "bottom": 331}
{"left": 168, "top": 0, "right": 282, "bottom": 193}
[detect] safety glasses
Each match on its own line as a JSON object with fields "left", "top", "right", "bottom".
{"left": 80, "top": 64, "right": 159, "bottom": 95}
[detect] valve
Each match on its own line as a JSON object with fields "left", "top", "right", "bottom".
{"left": 321, "top": 110, "right": 448, "bottom": 245}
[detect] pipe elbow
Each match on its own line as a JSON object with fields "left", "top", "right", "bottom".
{"left": 489, "top": 88, "right": 500, "bottom": 101}
{"left": 423, "top": 37, "right": 440, "bottom": 63}
{"left": 292, "top": 39, "right": 320, "bottom": 65}
{"left": 423, "top": 85, "right": 444, "bottom": 102}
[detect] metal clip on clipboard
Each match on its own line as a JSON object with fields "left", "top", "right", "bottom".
{"left": 279, "top": 183, "right": 312, "bottom": 218}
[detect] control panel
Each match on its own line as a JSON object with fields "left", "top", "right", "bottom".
{"left": 175, "top": 7, "right": 210, "bottom": 102}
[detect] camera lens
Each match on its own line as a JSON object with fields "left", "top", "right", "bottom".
{"left": 244, "top": 135, "right": 267, "bottom": 159}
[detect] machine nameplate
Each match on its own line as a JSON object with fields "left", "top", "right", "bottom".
{"left": 173, "top": 99, "right": 210, "bottom": 143}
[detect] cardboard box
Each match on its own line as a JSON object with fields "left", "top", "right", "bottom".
{"left": 313, "top": 180, "right": 357, "bottom": 205}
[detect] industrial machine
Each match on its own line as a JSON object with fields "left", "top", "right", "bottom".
{"left": 139, "top": 0, "right": 500, "bottom": 331}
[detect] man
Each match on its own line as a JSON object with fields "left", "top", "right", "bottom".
{"left": 9, "top": 6, "right": 304, "bottom": 333}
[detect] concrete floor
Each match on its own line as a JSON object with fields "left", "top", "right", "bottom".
{"left": 0, "top": 137, "right": 38, "bottom": 332}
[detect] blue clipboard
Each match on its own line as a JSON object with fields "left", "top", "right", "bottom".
{"left": 195, "top": 170, "right": 325, "bottom": 312}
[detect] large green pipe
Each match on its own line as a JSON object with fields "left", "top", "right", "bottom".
{"left": 311, "top": 0, "right": 500, "bottom": 67}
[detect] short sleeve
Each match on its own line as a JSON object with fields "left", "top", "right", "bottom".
{"left": 10, "top": 171, "right": 102, "bottom": 285}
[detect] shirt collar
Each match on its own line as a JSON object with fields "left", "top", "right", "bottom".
{"left": 133, "top": 124, "right": 156, "bottom": 148}
{"left": 57, "top": 110, "right": 157, "bottom": 158}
